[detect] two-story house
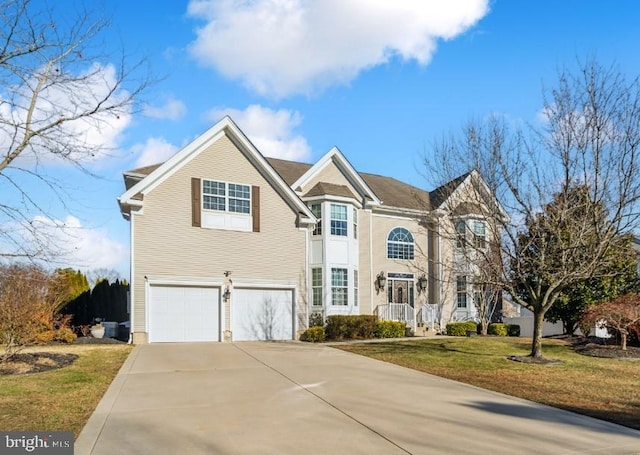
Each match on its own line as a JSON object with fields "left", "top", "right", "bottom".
{"left": 118, "top": 117, "right": 496, "bottom": 343}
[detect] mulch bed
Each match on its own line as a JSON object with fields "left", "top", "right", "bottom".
{"left": 572, "top": 337, "right": 640, "bottom": 360}
{"left": 0, "top": 352, "right": 79, "bottom": 376}
{"left": 0, "top": 337, "right": 126, "bottom": 376}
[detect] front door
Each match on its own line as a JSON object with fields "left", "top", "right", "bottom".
{"left": 387, "top": 273, "right": 414, "bottom": 308}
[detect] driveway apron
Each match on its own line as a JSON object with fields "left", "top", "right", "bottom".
{"left": 76, "top": 342, "right": 640, "bottom": 455}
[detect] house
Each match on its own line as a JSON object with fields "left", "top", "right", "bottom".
{"left": 118, "top": 117, "right": 498, "bottom": 343}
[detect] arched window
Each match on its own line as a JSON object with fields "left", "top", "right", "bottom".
{"left": 387, "top": 227, "right": 414, "bottom": 259}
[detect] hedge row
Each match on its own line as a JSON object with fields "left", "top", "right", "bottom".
{"left": 301, "top": 315, "right": 407, "bottom": 341}
{"left": 446, "top": 321, "right": 521, "bottom": 337}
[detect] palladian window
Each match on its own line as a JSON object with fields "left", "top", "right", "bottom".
{"left": 387, "top": 227, "right": 414, "bottom": 260}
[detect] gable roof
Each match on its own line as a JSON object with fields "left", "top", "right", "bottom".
{"left": 118, "top": 116, "right": 315, "bottom": 223}
{"left": 360, "top": 173, "right": 430, "bottom": 211}
{"left": 429, "top": 172, "right": 471, "bottom": 209}
{"left": 303, "top": 182, "right": 357, "bottom": 199}
{"left": 125, "top": 155, "right": 434, "bottom": 214}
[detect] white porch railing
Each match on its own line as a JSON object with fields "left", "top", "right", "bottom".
{"left": 375, "top": 303, "right": 416, "bottom": 333}
{"left": 420, "top": 304, "right": 439, "bottom": 331}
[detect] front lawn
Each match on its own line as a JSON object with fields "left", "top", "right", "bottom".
{"left": 337, "top": 337, "right": 640, "bottom": 430}
{"left": 0, "top": 344, "right": 132, "bottom": 438}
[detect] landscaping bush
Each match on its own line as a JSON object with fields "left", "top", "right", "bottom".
{"left": 374, "top": 320, "right": 406, "bottom": 339}
{"left": 487, "top": 323, "right": 508, "bottom": 336}
{"left": 325, "top": 315, "right": 377, "bottom": 340}
{"left": 507, "top": 324, "right": 521, "bottom": 337}
{"left": 446, "top": 321, "right": 478, "bottom": 336}
{"left": 308, "top": 312, "right": 324, "bottom": 328}
{"left": 301, "top": 326, "right": 326, "bottom": 343}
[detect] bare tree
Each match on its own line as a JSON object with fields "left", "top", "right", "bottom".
{"left": 425, "top": 60, "right": 640, "bottom": 359}
{"left": 0, "top": 0, "right": 149, "bottom": 261}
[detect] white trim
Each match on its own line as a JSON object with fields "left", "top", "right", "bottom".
{"left": 129, "top": 212, "right": 136, "bottom": 342}
{"left": 372, "top": 212, "right": 419, "bottom": 222}
{"left": 145, "top": 276, "right": 224, "bottom": 287}
{"left": 146, "top": 280, "right": 223, "bottom": 343}
{"left": 292, "top": 147, "right": 381, "bottom": 206}
{"left": 302, "top": 194, "right": 363, "bottom": 209}
{"left": 229, "top": 284, "right": 297, "bottom": 341}
{"left": 118, "top": 116, "right": 315, "bottom": 223}
{"left": 373, "top": 205, "right": 427, "bottom": 218}
{"left": 435, "top": 170, "right": 509, "bottom": 222}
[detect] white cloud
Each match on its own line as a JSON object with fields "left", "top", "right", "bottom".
{"left": 132, "top": 137, "right": 180, "bottom": 168}
{"left": 143, "top": 97, "right": 187, "bottom": 120}
{"left": 0, "top": 63, "right": 132, "bottom": 164}
{"left": 208, "top": 105, "right": 311, "bottom": 160}
{"left": 1, "top": 215, "right": 127, "bottom": 273}
{"left": 187, "top": 0, "right": 490, "bottom": 98}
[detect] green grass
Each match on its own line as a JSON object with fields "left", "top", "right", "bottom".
{"left": 0, "top": 345, "right": 132, "bottom": 439}
{"left": 338, "top": 337, "right": 640, "bottom": 430}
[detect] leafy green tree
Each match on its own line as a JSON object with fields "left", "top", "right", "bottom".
{"left": 545, "top": 235, "right": 639, "bottom": 335}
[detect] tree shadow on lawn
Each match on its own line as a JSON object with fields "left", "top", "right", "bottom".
{"left": 464, "top": 400, "right": 640, "bottom": 433}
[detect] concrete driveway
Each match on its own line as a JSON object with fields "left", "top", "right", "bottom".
{"left": 76, "top": 342, "right": 640, "bottom": 455}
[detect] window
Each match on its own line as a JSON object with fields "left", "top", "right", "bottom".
{"left": 353, "top": 270, "right": 359, "bottom": 306}
{"left": 456, "top": 221, "right": 466, "bottom": 248}
{"left": 387, "top": 227, "right": 414, "bottom": 259}
{"left": 330, "top": 204, "right": 348, "bottom": 236}
{"left": 353, "top": 208, "right": 358, "bottom": 239}
{"left": 203, "top": 180, "right": 250, "bottom": 214}
{"left": 456, "top": 276, "right": 467, "bottom": 308}
{"left": 312, "top": 268, "right": 323, "bottom": 306}
{"left": 311, "top": 203, "right": 322, "bottom": 235}
{"left": 473, "top": 220, "right": 486, "bottom": 249}
{"left": 331, "top": 268, "right": 348, "bottom": 306}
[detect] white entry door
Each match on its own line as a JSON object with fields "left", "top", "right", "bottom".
{"left": 149, "top": 285, "right": 220, "bottom": 342}
{"left": 232, "top": 288, "right": 294, "bottom": 341}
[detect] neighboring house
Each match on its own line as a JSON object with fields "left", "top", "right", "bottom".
{"left": 118, "top": 117, "right": 498, "bottom": 343}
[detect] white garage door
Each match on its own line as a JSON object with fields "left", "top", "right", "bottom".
{"left": 232, "top": 289, "right": 294, "bottom": 341}
{"left": 149, "top": 285, "right": 220, "bottom": 342}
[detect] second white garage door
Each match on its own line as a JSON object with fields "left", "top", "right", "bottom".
{"left": 149, "top": 285, "right": 220, "bottom": 343}
{"left": 232, "top": 288, "right": 294, "bottom": 341}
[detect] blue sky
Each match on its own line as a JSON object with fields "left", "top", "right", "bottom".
{"left": 7, "top": 0, "right": 640, "bottom": 278}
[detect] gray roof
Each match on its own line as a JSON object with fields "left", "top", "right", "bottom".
{"left": 125, "top": 157, "right": 469, "bottom": 213}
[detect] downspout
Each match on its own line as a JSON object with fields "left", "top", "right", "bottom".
{"left": 304, "top": 221, "right": 310, "bottom": 332}
{"left": 128, "top": 211, "right": 136, "bottom": 344}
{"left": 369, "top": 209, "right": 374, "bottom": 316}
{"left": 436, "top": 217, "right": 442, "bottom": 332}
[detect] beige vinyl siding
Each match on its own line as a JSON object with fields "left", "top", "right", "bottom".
{"left": 300, "top": 161, "right": 360, "bottom": 200}
{"left": 369, "top": 213, "right": 429, "bottom": 311}
{"left": 358, "top": 209, "right": 374, "bottom": 315}
{"left": 132, "top": 134, "right": 306, "bottom": 334}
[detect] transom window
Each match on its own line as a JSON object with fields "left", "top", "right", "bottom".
{"left": 331, "top": 268, "right": 348, "bottom": 306}
{"left": 203, "top": 180, "right": 250, "bottom": 214}
{"left": 311, "top": 203, "right": 322, "bottom": 235}
{"left": 456, "top": 276, "right": 467, "bottom": 308}
{"left": 387, "top": 227, "right": 414, "bottom": 259}
{"left": 330, "top": 204, "right": 348, "bottom": 236}
{"left": 312, "top": 268, "right": 323, "bottom": 306}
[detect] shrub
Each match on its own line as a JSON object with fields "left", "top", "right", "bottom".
{"left": 308, "top": 312, "right": 324, "bottom": 328}
{"left": 325, "top": 315, "right": 378, "bottom": 340}
{"left": 301, "top": 326, "right": 325, "bottom": 342}
{"left": 487, "top": 323, "right": 508, "bottom": 336}
{"left": 507, "top": 324, "right": 521, "bottom": 337}
{"left": 446, "top": 321, "right": 478, "bottom": 336}
{"left": 374, "top": 320, "right": 406, "bottom": 338}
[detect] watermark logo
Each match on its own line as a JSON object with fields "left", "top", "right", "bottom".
{"left": 0, "top": 432, "right": 72, "bottom": 454}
